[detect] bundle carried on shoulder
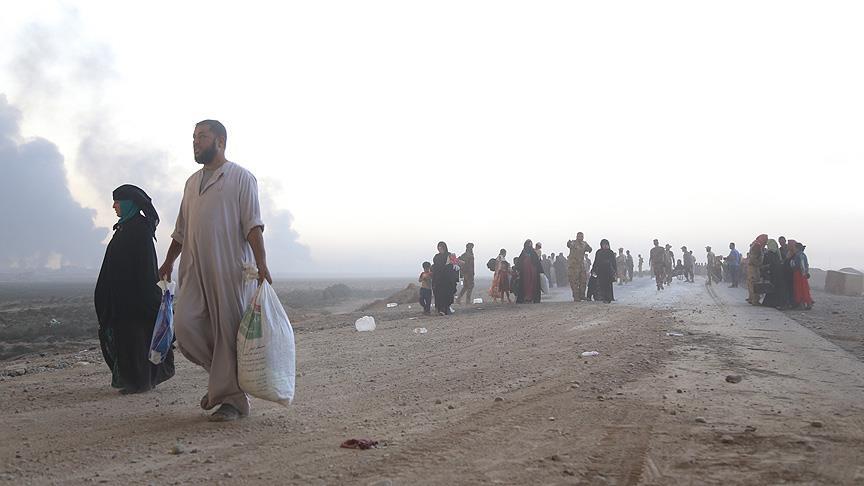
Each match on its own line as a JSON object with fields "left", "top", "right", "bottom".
{"left": 237, "top": 280, "right": 296, "bottom": 406}
{"left": 487, "top": 258, "right": 498, "bottom": 272}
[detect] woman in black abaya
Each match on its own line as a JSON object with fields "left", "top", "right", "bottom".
{"left": 95, "top": 185, "right": 174, "bottom": 393}
{"left": 517, "top": 239, "right": 544, "bottom": 303}
{"left": 591, "top": 239, "right": 617, "bottom": 303}
{"left": 432, "top": 241, "right": 458, "bottom": 315}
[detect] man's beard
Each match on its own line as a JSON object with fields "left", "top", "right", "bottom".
{"left": 195, "top": 141, "right": 217, "bottom": 164}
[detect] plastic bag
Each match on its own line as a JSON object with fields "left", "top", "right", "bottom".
{"left": 237, "top": 281, "right": 296, "bottom": 405}
{"left": 148, "top": 280, "right": 175, "bottom": 365}
{"left": 540, "top": 274, "right": 550, "bottom": 294}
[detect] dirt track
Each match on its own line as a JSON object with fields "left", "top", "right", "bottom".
{"left": 2, "top": 278, "right": 864, "bottom": 485}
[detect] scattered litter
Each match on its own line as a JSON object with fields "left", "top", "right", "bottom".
{"left": 386, "top": 303, "right": 398, "bottom": 308}
{"left": 408, "top": 317, "right": 417, "bottom": 320}
{"left": 169, "top": 443, "right": 185, "bottom": 455}
{"left": 340, "top": 438, "right": 379, "bottom": 450}
{"left": 810, "top": 421, "right": 824, "bottom": 428}
{"left": 48, "top": 318, "right": 61, "bottom": 327}
{"left": 74, "top": 361, "right": 91, "bottom": 367}
{"left": 355, "top": 316, "right": 376, "bottom": 332}
{"left": 472, "top": 298, "right": 483, "bottom": 304}
{"left": 580, "top": 351, "right": 600, "bottom": 357}
{"left": 408, "top": 305, "right": 412, "bottom": 309}
{"left": 666, "top": 332, "right": 684, "bottom": 337}
{"left": 413, "top": 328, "right": 428, "bottom": 334}
{"left": 725, "top": 374, "right": 743, "bottom": 384}
{"left": 695, "top": 417, "right": 707, "bottom": 424}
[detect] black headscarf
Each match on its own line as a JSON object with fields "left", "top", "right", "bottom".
{"left": 112, "top": 184, "right": 159, "bottom": 238}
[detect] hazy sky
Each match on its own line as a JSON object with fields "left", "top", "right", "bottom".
{"left": 2, "top": 1, "right": 863, "bottom": 276}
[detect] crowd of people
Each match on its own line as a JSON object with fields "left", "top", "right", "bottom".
{"left": 420, "top": 233, "right": 816, "bottom": 316}
{"left": 94, "top": 119, "right": 817, "bottom": 423}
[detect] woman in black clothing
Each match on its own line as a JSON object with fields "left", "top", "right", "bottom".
{"left": 95, "top": 184, "right": 174, "bottom": 394}
{"left": 591, "top": 239, "right": 617, "bottom": 304}
{"left": 432, "top": 241, "right": 457, "bottom": 315}
{"left": 516, "top": 239, "right": 544, "bottom": 303}
{"left": 761, "top": 239, "right": 789, "bottom": 309}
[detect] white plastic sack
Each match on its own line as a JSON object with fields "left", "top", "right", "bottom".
{"left": 355, "top": 316, "right": 376, "bottom": 332}
{"left": 540, "top": 274, "right": 550, "bottom": 294}
{"left": 237, "top": 281, "right": 296, "bottom": 405}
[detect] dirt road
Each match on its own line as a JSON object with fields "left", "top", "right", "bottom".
{"left": 2, "top": 278, "right": 863, "bottom": 485}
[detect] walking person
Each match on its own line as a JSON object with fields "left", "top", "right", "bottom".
{"left": 432, "top": 241, "right": 458, "bottom": 315}
{"left": 96, "top": 185, "right": 175, "bottom": 394}
{"left": 760, "top": 240, "right": 789, "bottom": 309}
{"left": 418, "top": 262, "right": 433, "bottom": 314}
{"left": 456, "top": 243, "right": 475, "bottom": 305}
{"left": 637, "top": 254, "right": 644, "bottom": 277}
{"left": 616, "top": 248, "right": 628, "bottom": 285}
{"left": 566, "top": 233, "right": 592, "bottom": 301}
{"left": 746, "top": 235, "right": 767, "bottom": 305}
{"left": 649, "top": 240, "right": 666, "bottom": 290}
{"left": 592, "top": 239, "right": 617, "bottom": 303}
{"left": 625, "top": 250, "right": 634, "bottom": 282}
{"left": 681, "top": 246, "right": 694, "bottom": 282}
{"left": 517, "top": 239, "right": 544, "bottom": 303}
{"left": 489, "top": 249, "right": 510, "bottom": 303}
{"left": 727, "top": 242, "right": 741, "bottom": 288}
{"left": 554, "top": 253, "right": 568, "bottom": 287}
{"left": 705, "top": 246, "right": 716, "bottom": 285}
{"left": 789, "top": 241, "right": 814, "bottom": 309}
{"left": 159, "top": 120, "right": 271, "bottom": 421}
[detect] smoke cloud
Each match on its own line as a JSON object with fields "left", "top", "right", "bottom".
{"left": 4, "top": 10, "right": 313, "bottom": 274}
{"left": 0, "top": 95, "right": 107, "bottom": 269}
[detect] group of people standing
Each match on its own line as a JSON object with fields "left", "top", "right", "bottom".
{"left": 703, "top": 236, "right": 813, "bottom": 310}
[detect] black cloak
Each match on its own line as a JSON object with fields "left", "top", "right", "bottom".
{"left": 431, "top": 252, "right": 457, "bottom": 315}
{"left": 591, "top": 246, "right": 617, "bottom": 303}
{"left": 95, "top": 187, "right": 173, "bottom": 392}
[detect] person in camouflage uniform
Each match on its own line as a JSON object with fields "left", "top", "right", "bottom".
{"left": 566, "top": 232, "right": 592, "bottom": 301}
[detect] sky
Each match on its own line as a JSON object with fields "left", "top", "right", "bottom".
{"left": 1, "top": 1, "right": 863, "bottom": 276}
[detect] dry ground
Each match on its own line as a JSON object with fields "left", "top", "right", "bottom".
{"left": 2, "top": 278, "right": 864, "bottom": 485}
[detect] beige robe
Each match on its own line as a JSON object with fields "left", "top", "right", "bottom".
{"left": 171, "top": 161, "right": 264, "bottom": 415}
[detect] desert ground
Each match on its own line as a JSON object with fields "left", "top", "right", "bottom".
{"left": 2, "top": 276, "right": 864, "bottom": 485}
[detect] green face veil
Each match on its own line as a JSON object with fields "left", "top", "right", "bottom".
{"left": 111, "top": 184, "right": 160, "bottom": 238}
{"left": 117, "top": 200, "right": 140, "bottom": 224}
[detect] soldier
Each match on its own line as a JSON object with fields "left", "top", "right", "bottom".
{"left": 625, "top": 250, "right": 634, "bottom": 282}
{"left": 705, "top": 246, "right": 716, "bottom": 285}
{"left": 566, "top": 232, "right": 592, "bottom": 301}
{"left": 681, "top": 246, "right": 694, "bottom": 283}
{"left": 664, "top": 244, "right": 674, "bottom": 285}
{"left": 456, "top": 243, "right": 475, "bottom": 305}
{"left": 616, "top": 248, "right": 628, "bottom": 285}
{"left": 649, "top": 240, "right": 666, "bottom": 290}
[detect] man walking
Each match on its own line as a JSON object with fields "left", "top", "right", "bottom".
{"left": 456, "top": 243, "right": 475, "bottom": 304}
{"left": 649, "top": 240, "right": 666, "bottom": 290}
{"left": 727, "top": 242, "right": 741, "bottom": 288}
{"left": 705, "top": 246, "right": 716, "bottom": 285}
{"left": 638, "top": 254, "right": 644, "bottom": 277}
{"left": 159, "top": 120, "right": 271, "bottom": 422}
{"left": 681, "top": 246, "right": 694, "bottom": 282}
{"left": 625, "top": 250, "right": 634, "bottom": 282}
{"left": 567, "top": 232, "right": 592, "bottom": 301}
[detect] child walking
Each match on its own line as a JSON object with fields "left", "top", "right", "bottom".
{"left": 418, "top": 261, "right": 433, "bottom": 315}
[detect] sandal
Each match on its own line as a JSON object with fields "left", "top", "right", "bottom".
{"left": 208, "top": 404, "right": 243, "bottom": 422}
